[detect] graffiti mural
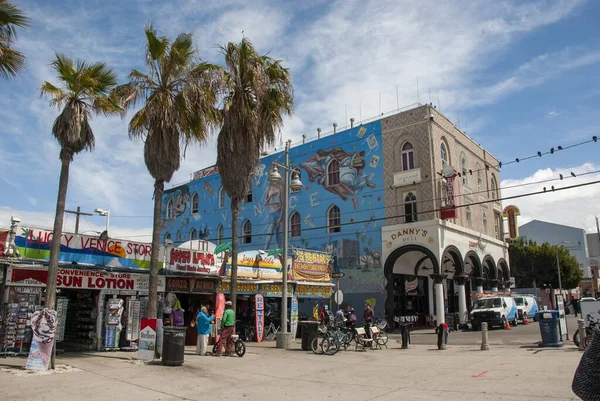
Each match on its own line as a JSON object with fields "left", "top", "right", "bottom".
{"left": 161, "top": 120, "right": 385, "bottom": 299}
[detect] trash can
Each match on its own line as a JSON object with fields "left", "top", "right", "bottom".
{"left": 536, "top": 310, "right": 563, "bottom": 347}
{"left": 301, "top": 321, "right": 320, "bottom": 351}
{"left": 162, "top": 326, "right": 187, "bottom": 366}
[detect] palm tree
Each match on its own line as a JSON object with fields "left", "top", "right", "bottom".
{"left": 41, "top": 53, "right": 120, "bottom": 320}
{"left": 216, "top": 38, "right": 293, "bottom": 313}
{"left": 114, "top": 26, "right": 221, "bottom": 319}
{"left": 0, "top": 0, "right": 30, "bottom": 79}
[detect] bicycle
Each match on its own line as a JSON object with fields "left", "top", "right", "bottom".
{"left": 264, "top": 322, "right": 280, "bottom": 341}
{"left": 212, "top": 334, "right": 246, "bottom": 357}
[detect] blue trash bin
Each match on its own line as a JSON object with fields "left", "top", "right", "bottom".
{"left": 535, "top": 310, "right": 563, "bottom": 347}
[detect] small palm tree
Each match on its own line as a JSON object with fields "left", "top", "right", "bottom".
{"left": 41, "top": 53, "right": 120, "bottom": 319}
{"left": 216, "top": 38, "right": 293, "bottom": 312}
{"left": 114, "top": 26, "right": 221, "bottom": 319}
{"left": 0, "top": 0, "right": 30, "bottom": 79}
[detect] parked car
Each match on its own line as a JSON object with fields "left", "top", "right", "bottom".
{"left": 470, "top": 296, "right": 518, "bottom": 330}
{"left": 513, "top": 295, "right": 539, "bottom": 323}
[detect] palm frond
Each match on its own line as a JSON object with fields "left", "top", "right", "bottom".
{"left": 0, "top": 45, "right": 25, "bottom": 79}
{"left": 40, "top": 81, "right": 68, "bottom": 108}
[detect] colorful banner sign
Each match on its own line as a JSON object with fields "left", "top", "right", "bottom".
{"left": 167, "top": 247, "right": 219, "bottom": 275}
{"left": 193, "top": 165, "right": 218, "bottom": 180}
{"left": 255, "top": 294, "right": 264, "bottom": 343}
{"left": 138, "top": 318, "right": 157, "bottom": 361}
{"left": 295, "top": 284, "right": 333, "bottom": 299}
{"left": 225, "top": 250, "right": 283, "bottom": 279}
{"left": 260, "top": 283, "right": 294, "bottom": 297}
{"left": 6, "top": 267, "right": 166, "bottom": 292}
{"left": 217, "top": 281, "right": 259, "bottom": 294}
{"left": 502, "top": 205, "right": 521, "bottom": 240}
{"left": 26, "top": 309, "right": 57, "bottom": 371}
{"left": 290, "top": 296, "right": 298, "bottom": 339}
{"left": 14, "top": 226, "right": 160, "bottom": 270}
{"left": 292, "top": 249, "right": 331, "bottom": 281}
{"left": 215, "top": 292, "right": 225, "bottom": 343}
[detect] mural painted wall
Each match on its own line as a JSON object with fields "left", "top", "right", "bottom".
{"left": 161, "top": 121, "right": 385, "bottom": 303}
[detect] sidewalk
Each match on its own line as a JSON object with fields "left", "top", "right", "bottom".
{"left": 0, "top": 340, "right": 582, "bottom": 401}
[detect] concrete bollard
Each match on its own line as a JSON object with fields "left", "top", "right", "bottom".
{"left": 481, "top": 322, "right": 489, "bottom": 351}
{"left": 578, "top": 319, "right": 585, "bottom": 351}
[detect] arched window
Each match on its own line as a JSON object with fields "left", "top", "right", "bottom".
{"left": 166, "top": 199, "right": 173, "bottom": 219}
{"left": 191, "top": 193, "right": 199, "bottom": 214}
{"left": 217, "top": 224, "right": 224, "bottom": 245}
{"left": 327, "top": 159, "right": 340, "bottom": 186}
{"left": 401, "top": 142, "right": 415, "bottom": 170}
{"left": 461, "top": 153, "right": 468, "bottom": 186}
{"left": 164, "top": 232, "right": 171, "bottom": 242}
{"left": 482, "top": 210, "right": 488, "bottom": 233}
{"left": 465, "top": 206, "right": 472, "bottom": 228}
{"left": 327, "top": 205, "right": 341, "bottom": 233}
{"left": 440, "top": 142, "right": 449, "bottom": 168}
{"left": 290, "top": 211, "right": 301, "bottom": 237}
{"left": 177, "top": 231, "right": 182, "bottom": 241}
{"left": 404, "top": 192, "right": 417, "bottom": 223}
{"left": 491, "top": 175, "right": 498, "bottom": 200}
{"left": 476, "top": 163, "right": 482, "bottom": 191}
{"left": 190, "top": 228, "right": 197, "bottom": 240}
{"left": 242, "top": 220, "right": 252, "bottom": 244}
{"left": 218, "top": 186, "right": 225, "bottom": 209}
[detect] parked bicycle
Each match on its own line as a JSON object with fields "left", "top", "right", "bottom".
{"left": 212, "top": 334, "right": 246, "bottom": 357}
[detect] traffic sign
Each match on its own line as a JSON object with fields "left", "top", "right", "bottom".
{"left": 331, "top": 272, "right": 345, "bottom": 279}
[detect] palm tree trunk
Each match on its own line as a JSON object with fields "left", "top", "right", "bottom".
{"left": 230, "top": 200, "right": 239, "bottom": 323}
{"left": 148, "top": 179, "right": 164, "bottom": 319}
{"left": 47, "top": 156, "right": 70, "bottom": 369}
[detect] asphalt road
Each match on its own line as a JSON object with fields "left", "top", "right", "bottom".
{"left": 394, "top": 314, "right": 582, "bottom": 346}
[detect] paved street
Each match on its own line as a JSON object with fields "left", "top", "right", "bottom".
{"left": 0, "top": 331, "right": 583, "bottom": 401}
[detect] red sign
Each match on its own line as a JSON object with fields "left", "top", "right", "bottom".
{"left": 255, "top": 294, "right": 264, "bottom": 343}
{"left": 441, "top": 174, "right": 457, "bottom": 220}
{"left": 167, "top": 248, "right": 217, "bottom": 274}
{"left": 193, "top": 165, "right": 218, "bottom": 180}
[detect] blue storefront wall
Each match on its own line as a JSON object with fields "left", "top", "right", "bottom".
{"left": 161, "top": 121, "right": 386, "bottom": 313}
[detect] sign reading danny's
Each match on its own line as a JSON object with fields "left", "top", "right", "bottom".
{"left": 388, "top": 227, "right": 435, "bottom": 245}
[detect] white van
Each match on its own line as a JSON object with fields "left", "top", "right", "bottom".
{"left": 513, "top": 295, "right": 539, "bottom": 323}
{"left": 470, "top": 296, "right": 518, "bottom": 330}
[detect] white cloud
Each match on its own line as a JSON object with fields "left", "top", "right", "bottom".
{"left": 503, "top": 163, "right": 600, "bottom": 233}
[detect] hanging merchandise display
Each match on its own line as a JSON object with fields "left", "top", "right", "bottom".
{"left": 25, "top": 308, "right": 57, "bottom": 371}
{"left": 126, "top": 299, "right": 141, "bottom": 343}
{"left": 63, "top": 291, "right": 97, "bottom": 350}
{"left": 104, "top": 298, "right": 124, "bottom": 349}
{"left": 1, "top": 288, "right": 42, "bottom": 354}
{"left": 55, "top": 297, "right": 69, "bottom": 342}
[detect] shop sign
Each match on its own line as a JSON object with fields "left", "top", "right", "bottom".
{"left": 292, "top": 249, "right": 331, "bottom": 282}
{"left": 405, "top": 278, "right": 418, "bottom": 292}
{"left": 167, "top": 247, "right": 218, "bottom": 275}
{"left": 502, "top": 205, "right": 521, "bottom": 239}
{"left": 225, "top": 250, "right": 283, "bottom": 279}
{"left": 260, "top": 283, "right": 294, "bottom": 297}
{"left": 193, "top": 165, "right": 218, "bottom": 180}
{"left": 393, "top": 168, "right": 422, "bottom": 187}
{"left": 138, "top": 318, "right": 157, "bottom": 361}
{"left": 217, "top": 281, "right": 258, "bottom": 294}
{"left": 385, "top": 227, "right": 436, "bottom": 247}
{"left": 14, "top": 226, "right": 161, "bottom": 270}
{"left": 166, "top": 277, "right": 190, "bottom": 293}
{"left": 190, "top": 279, "right": 216, "bottom": 294}
{"left": 440, "top": 169, "right": 457, "bottom": 220}
{"left": 295, "top": 284, "right": 333, "bottom": 299}
{"left": 6, "top": 267, "right": 166, "bottom": 292}
{"left": 290, "top": 296, "right": 299, "bottom": 339}
{"left": 255, "top": 294, "right": 264, "bottom": 343}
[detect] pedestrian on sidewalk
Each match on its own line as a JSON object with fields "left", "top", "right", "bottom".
{"left": 196, "top": 306, "right": 213, "bottom": 356}
{"left": 363, "top": 302, "right": 373, "bottom": 339}
{"left": 570, "top": 296, "right": 579, "bottom": 317}
{"left": 214, "top": 301, "right": 235, "bottom": 357}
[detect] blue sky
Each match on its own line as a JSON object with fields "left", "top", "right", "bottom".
{"left": 1, "top": 0, "right": 600, "bottom": 239}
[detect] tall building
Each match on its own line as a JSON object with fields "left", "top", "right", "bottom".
{"left": 161, "top": 104, "right": 509, "bottom": 325}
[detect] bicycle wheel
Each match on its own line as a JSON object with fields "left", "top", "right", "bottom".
{"left": 235, "top": 340, "right": 246, "bottom": 357}
{"left": 212, "top": 343, "right": 218, "bottom": 354}
{"left": 574, "top": 329, "right": 581, "bottom": 348}
{"left": 322, "top": 337, "right": 340, "bottom": 355}
{"left": 375, "top": 331, "right": 388, "bottom": 346}
{"left": 311, "top": 336, "right": 324, "bottom": 354}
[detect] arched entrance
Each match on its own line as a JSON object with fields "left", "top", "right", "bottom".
{"left": 497, "top": 258, "right": 510, "bottom": 289}
{"left": 384, "top": 244, "right": 443, "bottom": 327}
{"left": 465, "top": 250, "right": 483, "bottom": 293}
{"left": 441, "top": 246, "right": 469, "bottom": 326}
{"left": 482, "top": 255, "right": 497, "bottom": 291}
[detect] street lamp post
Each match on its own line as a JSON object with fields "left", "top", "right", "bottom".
{"left": 268, "top": 139, "right": 303, "bottom": 349}
{"left": 555, "top": 241, "right": 570, "bottom": 341}
{"left": 94, "top": 208, "right": 110, "bottom": 236}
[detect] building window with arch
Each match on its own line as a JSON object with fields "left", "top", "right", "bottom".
{"left": 191, "top": 193, "right": 199, "bottom": 214}
{"left": 166, "top": 199, "right": 173, "bottom": 219}
{"left": 494, "top": 212, "right": 502, "bottom": 240}
{"left": 290, "top": 211, "right": 301, "bottom": 237}
{"left": 242, "top": 220, "right": 252, "bottom": 244}
{"left": 190, "top": 228, "right": 197, "bottom": 240}
{"left": 328, "top": 205, "right": 341, "bottom": 233}
{"left": 461, "top": 153, "right": 468, "bottom": 186}
{"left": 327, "top": 159, "right": 340, "bottom": 186}
{"left": 465, "top": 206, "right": 472, "bottom": 228}
{"left": 440, "top": 142, "right": 449, "bottom": 169}
{"left": 476, "top": 163, "right": 482, "bottom": 191}
{"left": 404, "top": 192, "right": 418, "bottom": 223}
{"left": 218, "top": 186, "right": 225, "bottom": 209}
{"left": 177, "top": 230, "right": 182, "bottom": 241}
{"left": 217, "top": 224, "right": 224, "bottom": 244}
{"left": 491, "top": 175, "right": 498, "bottom": 200}
{"left": 401, "top": 142, "right": 415, "bottom": 170}
{"left": 164, "top": 232, "right": 171, "bottom": 242}
{"left": 482, "top": 210, "right": 488, "bottom": 233}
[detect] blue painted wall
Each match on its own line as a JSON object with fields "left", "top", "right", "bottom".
{"left": 161, "top": 121, "right": 386, "bottom": 312}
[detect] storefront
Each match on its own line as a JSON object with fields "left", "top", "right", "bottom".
{"left": 1, "top": 263, "right": 165, "bottom": 352}
{"left": 295, "top": 282, "right": 334, "bottom": 320}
